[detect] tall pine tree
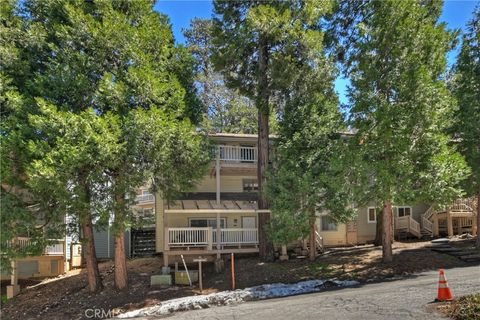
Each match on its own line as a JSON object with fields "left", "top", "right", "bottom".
{"left": 184, "top": 18, "right": 258, "bottom": 134}
{"left": 3, "top": 0, "right": 208, "bottom": 291}
{"left": 452, "top": 7, "right": 480, "bottom": 247}
{"left": 212, "top": 0, "right": 337, "bottom": 260}
{"left": 268, "top": 67, "right": 356, "bottom": 261}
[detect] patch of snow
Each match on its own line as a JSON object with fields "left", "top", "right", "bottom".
{"left": 117, "top": 279, "right": 359, "bottom": 318}
{"left": 431, "top": 238, "right": 450, "bottom": 244}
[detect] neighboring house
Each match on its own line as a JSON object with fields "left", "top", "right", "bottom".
{"left": 125, "top": 133, "right": 478, "bottom": 265}
{"left": 320, "top": 199, "right": 477, "bottom": 246}
{"left": 1, "top": 185, "right": 71, "bottom": 296}
{"left": 1, "top": 238, "right": 67, "bottom": 281}
{"left": 1, "top": 235, "right": 69, "bottom": 298}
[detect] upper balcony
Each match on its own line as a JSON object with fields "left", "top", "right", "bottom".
{"left": 214, "top": 145, "right": 257, "bottom": 163}
{"left": 4, "top": 237, "right": 65, "bottom": 256}
{"left": 135, "top": 193, "right": 155, "bottom": 204}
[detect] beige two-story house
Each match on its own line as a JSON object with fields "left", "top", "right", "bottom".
{"left": 130, "top": 133, "right": 478, "bottom": 265}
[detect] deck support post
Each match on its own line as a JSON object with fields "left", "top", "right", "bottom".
{"left": 279, "top": 245, "right": 289, "bottom": 261}
{"left": 216, "top": 148, "right": 221, "bottom": 204}
{"left": 447, "top": 212, "right": 453, "bottom": 237}
{"left": 216, "top": 211, "right": 221, "bottom": 259}
{"left": 7, "top": 257, "right": 20, "bottom": 298}
{"left": 207, "top": 227, "right": 213, "bottom": 251}
{"left": 163, "top": 253, "right": 169, "bottom": 267}
{"left": 163, "top": 205, "right": 168, "bottom": 250}
{"left": 215, "top": 146, "right": 221, "bottom": 260}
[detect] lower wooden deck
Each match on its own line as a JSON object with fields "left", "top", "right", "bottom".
{"left": 163, "top": 247, "right": 259, "bottom": 266}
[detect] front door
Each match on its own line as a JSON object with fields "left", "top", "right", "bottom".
{"left": 242, "top": 216, "right": 257, "bottom": 243}
{"left": 242, "top": 216, "right": 256, "bottom": 228}
{"left": 346, "top": 221, "right": 358, "bottom": 245}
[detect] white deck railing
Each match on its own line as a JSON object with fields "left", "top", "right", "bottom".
{"left": 395, "top": 216, "right": 421, "bottom": 238}
{"left": 4, "top": 237, "right": 65, "bottom": 255}
{"left": 450, "top": 198, "right": 475, "bottom": 212}
{"left": 167, "top": 227, "right": 212, "bottom": 247}
{"left": 421, "top": 216, "right": 433, "bottom": 233}
{"left": 165, "top": 227, "right": 259, "bottom": 250}
{"left": 44, "top": 242, "right": 64, "bottom": 255}
{"left": 216, "top": 145, "right": 257, "bottom": 162}
{"left": 410, "top": 217, "right": 421, "bottom": 236}
{"left": 422, "top": 205, "right": 435, "bottom": 220}
{"left": 135, "top": 193, "right": 154, "bottom": 203}
{"left": 219, "top": 228, "right": 258, "bottom": 245}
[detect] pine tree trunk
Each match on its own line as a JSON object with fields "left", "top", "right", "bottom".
{"left": 114, "top": 185, "right": 128, "bottom": 290}
{"left": 374, "top": 209, "right": 383, "bottom": 246}
{"left": 114, "top": 232, "right": 128, "bottom": 290}
{"left": 79, "top": 173, "right": 103, "bottom": 293}
{"left": 81, "top": 213, "right": 103, "bottom": 292}
{"left": 476, "top": 191, "right": 480, "bottom": 249}
{"left": 309, "top": 215, "right": 316, "bottom": 261}
{"left": 257, "top": 35, "right": 274, "bottom": 261}
{"left": 382, "top": 201, "right": 393, "bottom": 262}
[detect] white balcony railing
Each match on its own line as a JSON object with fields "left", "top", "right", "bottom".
{"left": 216, "top": 145, "right": 257, "bottom": 163}
{"left": 222, "top": 228, "right": 258, "bottom": 244}
{"left": 421, "top": 216, "right": 433, "bottom": 232}
{"left": 395, "top": 216, "right": 421, "bottom": 238}
{"left": 44, "top": 242, "right": 64, "bottom": 255}
{"left": 3, "top": 237, "right": 65, "bottom": 256}
{"left": 167, "top": 227, "right": 212, "bottom": 248}
{"left": 213, "top": 228, "right": 258, "bottom": 245}
{"left": 135, "top": 193, "right": 154, "bottom": 203}
{"left": 165, "top": 227, "right": 259, "bottom": 250}
{"left": 450, "top": 198, "right": 475, "bottom": 212}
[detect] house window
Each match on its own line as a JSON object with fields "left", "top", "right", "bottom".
{"left": 189, "top": 218, "right": 226, "bottom": 229}
{"left": 368, "top": 207, "right": 377, "bottom": 223}
{"left": 243, "top": 179, "right": 258, "bottom": 192}
{"left": 321, "top": 216, "right": 337, "bottom": 231}
{"left": 397, "top": 206, "right": 412, "bottom": 217}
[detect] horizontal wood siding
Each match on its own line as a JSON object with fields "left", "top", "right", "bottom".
{"left": 194, "top": 175, "right": 257, "bottom": 193}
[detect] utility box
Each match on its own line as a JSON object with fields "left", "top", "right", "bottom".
{"left": 151, "top": 275, "right": 172, "bottom": 286}
{"left": 70, "top": 243, "right": 82, "bottom": 268}
{"left": 175, "top": 270, "right": 198, "bottom": 285}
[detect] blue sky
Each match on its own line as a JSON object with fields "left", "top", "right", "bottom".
{"left": 154, "top": 0, "right": 478, "bottom": 104}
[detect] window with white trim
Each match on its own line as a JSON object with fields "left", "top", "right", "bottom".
{"left": 397, "top": 206, "right": 412, "bottom": 217}
{"left": 321, "top": 216, "right": 337, "bottom": 231}
{"left": 367, "top": 207, "right": 377, "bottom": 223}
{"left": 189, "top": 218, "right": 226, "bottom": 229}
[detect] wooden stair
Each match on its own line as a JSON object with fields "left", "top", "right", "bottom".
{"left": 395, "top": 215, "right": 421, "bottom": 239}
{"left": 131, "top": 228, "right": 156, "bottom": 257}
{"left": 420, "top": 197, "right": 477, "bottom": 237}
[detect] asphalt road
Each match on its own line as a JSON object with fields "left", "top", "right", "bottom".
{"left": 154, "top": 265, "right": 480, "bottom": 320}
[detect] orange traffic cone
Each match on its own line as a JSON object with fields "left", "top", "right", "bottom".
{"left": 436, "top": 269, "right": 454, "bottom": 302}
